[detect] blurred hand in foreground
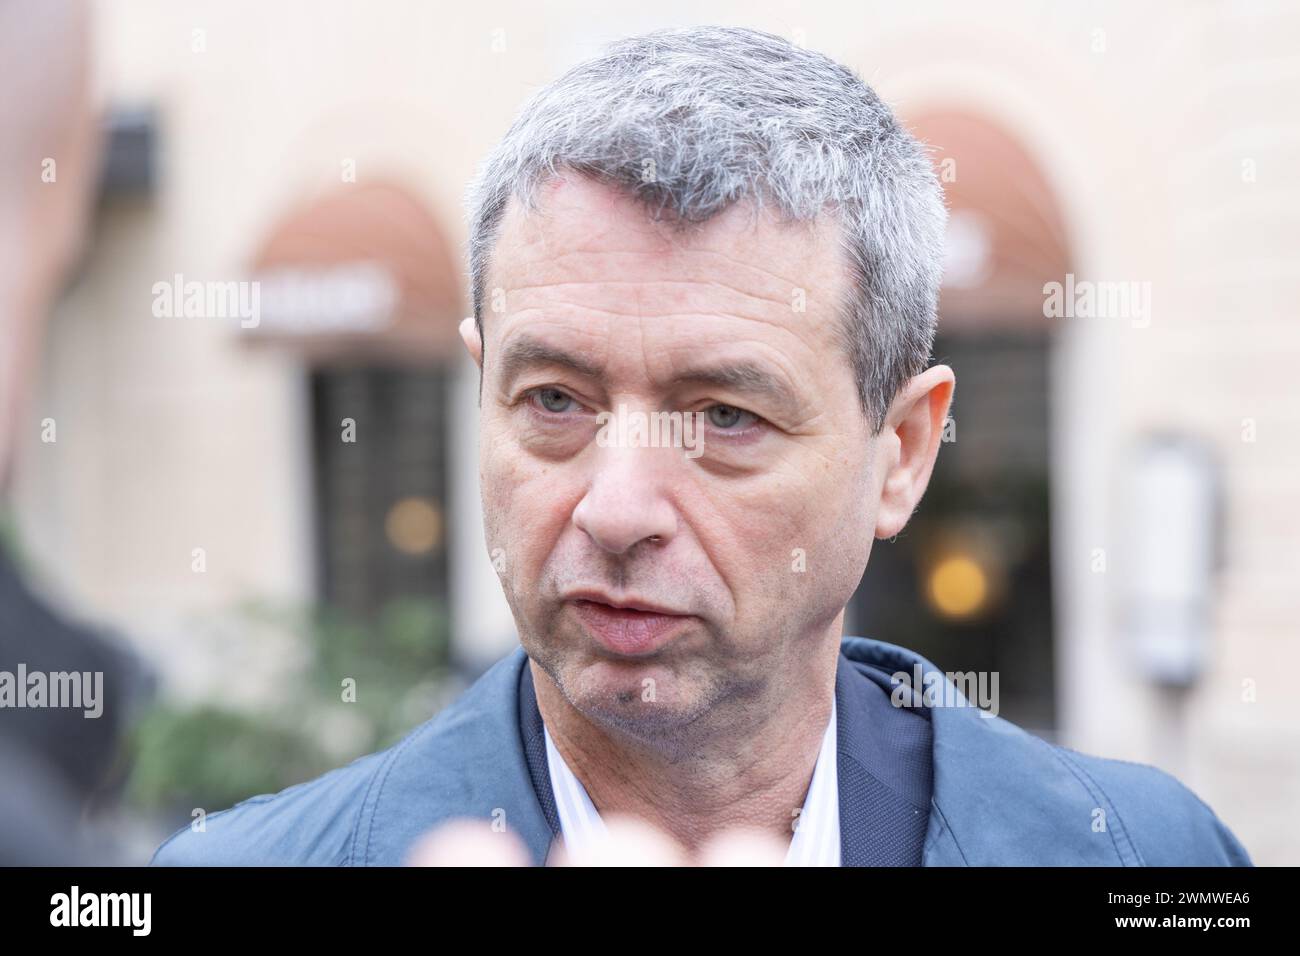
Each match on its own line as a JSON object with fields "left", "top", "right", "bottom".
{"left": 406, "top": 815, "right": 789, "bottom": 867}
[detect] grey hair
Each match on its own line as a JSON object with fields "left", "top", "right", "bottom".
{"left": 465, "top": 25, "right": 946, "bottom": 434}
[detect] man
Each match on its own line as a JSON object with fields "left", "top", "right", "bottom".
{"left": 153, "top": 25, "right": 1250, "bottom": 867}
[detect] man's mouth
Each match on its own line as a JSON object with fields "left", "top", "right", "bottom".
{"left": 566, "top": 595, "right": 692, "bottom": 657}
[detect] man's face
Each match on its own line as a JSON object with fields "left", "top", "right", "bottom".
{"left": 472, "top": 174, "right": 885, "bottom": 740}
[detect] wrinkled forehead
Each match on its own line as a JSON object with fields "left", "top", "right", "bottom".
{"left": 482, "top": 172, "right": 850, "bottom": 346}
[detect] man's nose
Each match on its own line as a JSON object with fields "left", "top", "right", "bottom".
{"left": 572, "top": 445, "right": 678, "bottom": 556}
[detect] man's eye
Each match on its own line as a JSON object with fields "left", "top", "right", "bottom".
{"left": 705, "top": 404, "right": 757, "bottom": 430}
{"left": 531, "top": 387, "right": 579, "bottom": 414}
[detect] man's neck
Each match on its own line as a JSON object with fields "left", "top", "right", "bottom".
{"left": 531, "top": 644, "right": 840, "bottom": 856}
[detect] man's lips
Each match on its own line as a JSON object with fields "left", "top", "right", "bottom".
{"left": 563, "top": 590, "right": 688, "bottom": 616}
{"left": 564, "top": 593, "right": 693, "bottom": 656}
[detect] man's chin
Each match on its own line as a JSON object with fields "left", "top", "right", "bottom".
{"left": 551, "top": 655, "right": 713, "bottom": 740}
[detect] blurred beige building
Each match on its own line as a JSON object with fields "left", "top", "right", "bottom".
{"left": 11, "top": 0, "right": 1299, "bottom": 863}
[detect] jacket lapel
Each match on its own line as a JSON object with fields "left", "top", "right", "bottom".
{"left": 518, "top": 660, "right": 563, "bottom": 854}
{"left": 834, "top": 650, "right": 934, "bottom": 865}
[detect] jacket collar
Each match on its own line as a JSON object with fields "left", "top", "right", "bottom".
{"left": 838, "top": 636, "right": 1130, "bottom": 865}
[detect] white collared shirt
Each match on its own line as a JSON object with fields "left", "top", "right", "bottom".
{"left": 543, "top": 697, "right": 840, "bottom": 866}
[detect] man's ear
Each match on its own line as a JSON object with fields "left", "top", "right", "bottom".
{"left": 874, "top": 364, "right": 955, "bottom": 540}
{"left": 459, "top": 316, "right": 483, "bottom": 369}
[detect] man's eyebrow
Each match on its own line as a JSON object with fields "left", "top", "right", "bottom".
{"left": 495, "top": 336, "right": 804, "bottom": 411}
{"left": 496, "top": 337, "right": 604, "bottom": 392}
{"left": 668, "top": 361, "right": 803, "bottom": 411}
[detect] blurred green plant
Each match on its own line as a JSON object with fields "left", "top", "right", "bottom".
{"left": 125, "top": 596, "right": 453, "bottom": 816}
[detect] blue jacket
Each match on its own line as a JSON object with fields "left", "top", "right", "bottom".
{"left": 150, "top": 636, "right": 1252, "bottom": 866}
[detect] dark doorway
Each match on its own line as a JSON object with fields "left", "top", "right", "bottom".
{"left": 310, "top": 365, "right": 451, "bottom": 620}
{"left": 849, "top": 330, "right": 1056, "bottom": 735}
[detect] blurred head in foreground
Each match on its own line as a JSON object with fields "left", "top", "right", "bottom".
{"left": 0, "top": 0, "right": 147, "bottom": 865}
{"left": 0, "top": 0, "right": 98, "bottom": 491}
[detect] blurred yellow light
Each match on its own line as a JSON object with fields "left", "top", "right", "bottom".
{"left": 927, "top": 554, "right": 988, "bottom": 620}
{"left": 385, "top": 497, "right": 442, "bottom": 556}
